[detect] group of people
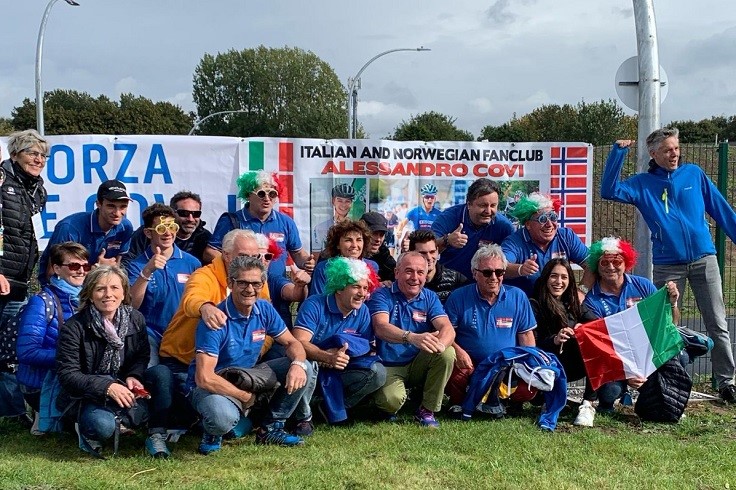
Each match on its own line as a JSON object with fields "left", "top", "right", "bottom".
{"left": 1, "top": 126, "right": 735, "bottom": 459}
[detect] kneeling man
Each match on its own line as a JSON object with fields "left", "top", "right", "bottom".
{"left": 293, "top": 257, "right": 387, "bottom": 424}
{"left": 188, "top": 256, "right": 315, "bottom": 453}
{"left": 367, "top": 251, "right": 455, "bottom": 428}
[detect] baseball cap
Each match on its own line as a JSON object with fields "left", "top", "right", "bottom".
{"left": 360, "top": 212, "right": 388, "bottom": 233}
{"left": 97, "top": 179, "right": 132, "bottom": 202}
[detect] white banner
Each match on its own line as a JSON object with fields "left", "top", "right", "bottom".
{"left": 0, "top": 136, "right": 593, "bottom": 251}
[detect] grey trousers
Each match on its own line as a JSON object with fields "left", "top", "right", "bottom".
{"left": 653, "top": 255, "right": 735, "bottom": 389}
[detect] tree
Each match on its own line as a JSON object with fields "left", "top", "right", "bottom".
{"left": 192, "top": 46, "right": 346, "bottom": 138}
{"left": 390, "top": 111, "right": 474, "bottom": 141}
{"left": 479, "top": 99, "right": 636, "bottom": 145}
{"left": 668, "top": 116, "right": 733, "bottom": 143}
{"left": 0, "top": 118, "right": 14, "bottom": 136}
{"left": 11, "top": 89, "right": 191, "bottom": 135}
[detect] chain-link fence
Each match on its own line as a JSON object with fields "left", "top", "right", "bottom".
{"left": 591, "top": 142, "right": 736, "bottom": 382}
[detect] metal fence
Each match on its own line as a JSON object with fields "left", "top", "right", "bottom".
{"left": 591, "top": 142, "right": 736, "bottom": 382}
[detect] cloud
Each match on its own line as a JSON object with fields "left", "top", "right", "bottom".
{"left": 114, "top": 77, "right": 137, "bottom": 95}
{"left": 470, "top": 97, "right": 493, "bottom": 114}
{"left": 165, "top": 92, "right": 194, "bottom": 112}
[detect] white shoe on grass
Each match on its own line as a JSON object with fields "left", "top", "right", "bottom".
{"left": 574, "top": 401, "right": 596, "bottom": 427}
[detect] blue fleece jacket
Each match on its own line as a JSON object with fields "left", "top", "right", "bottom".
{"left": 601, "top": 143, "right": 736, "bottom": 264}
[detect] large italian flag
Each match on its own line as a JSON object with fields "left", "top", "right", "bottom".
{"left": 576, "top": 287, "right": 684, "bottom": 391}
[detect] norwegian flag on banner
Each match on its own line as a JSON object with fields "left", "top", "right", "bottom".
{"left": 549, "top": 146, "right": 591, "bottom": 244}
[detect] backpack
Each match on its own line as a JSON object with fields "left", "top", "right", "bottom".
{"left": 634, "top": 357, "right": 692, "bottom": 422}
{"left": 0, "top": 291, "right": 58, "bottom": 368}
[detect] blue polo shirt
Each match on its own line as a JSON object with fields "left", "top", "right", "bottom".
{"left": 308, "top": 258, "right": 379, "bottom": 297}
{"left": 39, "top": 209, "right": 134, "bottom": 281}
{"left": 583, "top": 274, "right": 657, "bottom": 318}
{"left": 127, "top": 244, "right": 201, "bottom": 340}
{"left": 267, "top": 261, "right": 295, "bottom": 328}
{"left": 294, "top": 294, "right": 372, "bottom": 345}
{"left": 407, "top": 205, "right": 441, "bottom": 230}
{"left": 208, "top": 205, "right": 302, "bottom": 270}
{"left": 445, "top": 284, "right": 536, "bottom": 364}
{"left": 366, "top": 283, "right": 447, "bottom": 366}
{"left": 186, "top": 297, "right": 287, "bottom": 390}
{"left": 432, "top": 204, "right": 515, "bottom": 278}
{"left": 502, "top": 227, "right": 589, "bottom": 296}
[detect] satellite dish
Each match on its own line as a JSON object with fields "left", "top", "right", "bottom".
{"left": 615, "top": 56, "right": 669, "bottom": 111}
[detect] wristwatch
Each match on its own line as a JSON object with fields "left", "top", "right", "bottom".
{"left": 290, "top": 360, "right": 309, "bottom": 372}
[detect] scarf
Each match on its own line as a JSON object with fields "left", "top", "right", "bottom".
{"left": 49, "top": 275, "right": 81, "bottom": 309}
{"left": 88, "top": 304, "right": 133, "bottom": 375}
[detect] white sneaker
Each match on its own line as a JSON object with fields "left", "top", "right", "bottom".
{"left": 573, "top": 401, "right": 596, "bottom": 427}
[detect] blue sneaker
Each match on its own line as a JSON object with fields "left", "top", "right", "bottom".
{"left": 198, "top": 433, "right": 223, "bottom": 455}
{"left": 224, "top": 416, "right": 253, "bottom": 440}
{"left": 415, "top": 406, "right": 440, "bottom": 428}
{"left": 255, "top": 422, "right": 304, "bottom": 447}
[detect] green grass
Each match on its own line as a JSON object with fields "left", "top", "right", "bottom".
{"left": 2, "top": 397, "right": 736, "bottom": 490}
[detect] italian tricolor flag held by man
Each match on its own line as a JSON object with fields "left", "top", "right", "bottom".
{"left": 576, "top": 287, "right": 684, "bottom": 391}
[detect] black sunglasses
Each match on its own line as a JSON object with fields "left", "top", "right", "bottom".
{"left": 61, "top": 262, "right": 92, "bottom": 272}
{"left": 176, "top": 209, "right": 202, "bottom": 218}
{"left": 474, "top": 268, "right": 505, "bottom": 278}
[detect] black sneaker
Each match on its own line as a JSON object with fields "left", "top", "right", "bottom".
{"left": 720, "top": 384, "right": 736, "bottom": 403}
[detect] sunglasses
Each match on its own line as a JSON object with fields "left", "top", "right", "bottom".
{"left": 423, "top": 195, "right": 436, "bottom": 199}
{"left": 237, "top": 253, "right": 274, "bottom": 261}
{"left": 599, "top": 258, "right": 624, "bottom": 268}
{"left": 474, "top": 268, "right": 505, "bottom": 278}
{"left": 61, "top": 262, "right": 92, "bottom": 272}
{"left": 175, "top": 209, "right": 202, "bottom": 218}
{"left": 21, "top": 149, "right": 50, "bottom": 160}
{"left": 147, "top": 221, "right": 180, "bottom": 235}
{"left": 253, "top": 189, "right": 279, "bottom": 200}
{"left": 232, "top": 279, "right": 264, "bottom": 290}
{"left": 531, "top": 211, "right": 559, "bottom": 224}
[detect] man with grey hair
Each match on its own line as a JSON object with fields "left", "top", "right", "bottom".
{"left": 443, "top": 244, "right": 536, "bottom": 408}
{"left": 602, "top": 127, "right": 736, "bottom": 402}
{"left": 367, "top": 251, "right": 455, "bottom": 428}
{"left": 432, "top": 178, "right": 515, "bottom": 278}
{"left": 188, "top": 256, "right": 315, "bottom": 453}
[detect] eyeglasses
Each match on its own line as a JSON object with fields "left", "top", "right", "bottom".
{"left": 232, "top": 279, "right": 264, "bottom": 290}
{"left": 175, "top": 209, "right": 202, "bottom": 218}
{"left": 61, "top": 262, "right": 92, "bottom": 272}
{"left": 474, "top": 268, "right": 506, "bottom": 278}
{"left": 147, "top": 221, "right": 180, "bottom": 235}
{"left": 423, "top": 195, "right": 436, "bottom": 199}
{"left": 599, "top": 258, "right": 624, "bottom": 268}
{"left": 21, "top": 149, "right": 50, "bottom": 160}
{"left": 238, "top": 253, "right": 274, "bottom": 261}
{"left": 531, "top": 211, "right": 558, "bottom": 224}
{"left": 253, "top": 189, "right": 279, "bottom": 200}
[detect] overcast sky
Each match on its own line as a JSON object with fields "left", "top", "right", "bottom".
{"left": 3, "top": 1, "right": 735, "bottom": 139}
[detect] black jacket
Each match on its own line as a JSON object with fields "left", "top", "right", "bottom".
{"left": 425, "top": 263, "right": 468, "bottom": 304}
{"left": 120, "top": 221, "right": 212, "bottom": 270}
{"left": 56, "top": 307, "right": 149, "bottom": 407}
{"left": 0, "top": 159, "right": 47, "bottom": 296}
{"left": 368, "top": 244, "right": 396, "bottom": 282}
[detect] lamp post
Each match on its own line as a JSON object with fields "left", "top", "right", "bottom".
{"left": 346, "top": 47, "right": 430, "bottom": 139}
{"left": 188, "top": 110, "right": 249, "bottom": 135}
{"left": 35, "top": 0, "right": 80, "bottom": 136}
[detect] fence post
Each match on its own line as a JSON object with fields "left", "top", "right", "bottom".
{"left": 716, "top": 142, "right": 729, "bottom": 288}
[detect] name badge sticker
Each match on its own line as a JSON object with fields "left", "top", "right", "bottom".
{"left": 252, "top": 329, "right": 266, "bottom": 342}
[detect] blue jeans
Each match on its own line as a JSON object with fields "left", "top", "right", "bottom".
{"left": 654, "top": 255, "right": 735, "bottom": 389}
{"left": 78, "top": 401, "right": 148, "bottom": 442}
{"left": 341, "top": 362, "right": 387, "bottom": 409}
{"left": 189, "top": 357, "right": 315, "bottom": 436}
{"left": 596, "top": 381, "right": 627, "bottom": 412}
{"left": 0, "top": 298, "right": 27, "bottom": 417}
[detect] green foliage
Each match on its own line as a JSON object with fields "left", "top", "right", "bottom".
{"left": 10, "top": 89, "right": 192, "bottom": 135}
{"left": 0, "top": 118, "right": 15, "bottom": 136}
{"left": 480, "top": 99, "right": 637, "bottom": 145}
{"left": 192, "top": 46, "right": 346, "bottom": 138}
{"left": 390, "top": 111, "right": 474, "bottom": 141}
{"left": 668, "top": 115, "right": 736, "bottom": 143}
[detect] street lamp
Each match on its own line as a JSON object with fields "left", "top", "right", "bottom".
{"left": 346, "top": 47, "right": 430, "bottom": 139}
{"left": 188, "top": 110, "right": 249, "bottom": 135}
{"left": 35, "top": 0, "right": 80, "bottom": 136}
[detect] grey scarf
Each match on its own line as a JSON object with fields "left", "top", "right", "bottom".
{"left": 88, "top": 304, "right": 133, "bottom": 375}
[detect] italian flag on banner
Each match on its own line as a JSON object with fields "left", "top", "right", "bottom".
{"left": 576, "top": 287, "right": 684, "bottom": 391}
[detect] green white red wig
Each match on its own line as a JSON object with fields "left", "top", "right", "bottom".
{"left": 236, "top": 171, "right": 284, "bottom": 202}
{"left": 324, "top": 257, "right": 379, "bottom": 295}
{"left": 587, "top": 236, "right": 638, "bottom": 274}
{"left": 510, "top": 192, "right": 562, "bottom": 224}
{"left": 254, "top": 233, "right": 283, "bottom": 261}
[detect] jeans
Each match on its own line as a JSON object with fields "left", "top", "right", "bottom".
{"left": 342, "top": 362, "right": 387, "bottom": 409}
{"left": 189, "top": 357, "right": 315, "bottom": 436}
{"left": 78, "top": 401, "right": 148, "bottom": 442}
{"left": 0, "top": 298, "right": 27, "bottom": 417}
{"left": 654, "top": 255, "right": 735, "bottom": 389}
{"left": 596, "top": 381, "right": 627, "bottom": 412}
{"left": 147, "top": 335, "right": 160, "bottom": 368}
